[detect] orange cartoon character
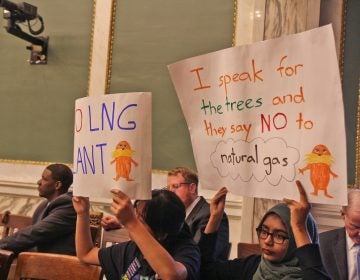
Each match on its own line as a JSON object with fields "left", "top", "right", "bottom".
{"left": 111, "top": 140, "right": 138, "bottom": 181}
{"left": 298, "top": 144, "right": 338, "bottom": 198}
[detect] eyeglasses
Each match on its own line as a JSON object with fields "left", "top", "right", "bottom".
{"left": 166, "top": 182, "right": 191, "bottom": 191}
{"left": 256, "top": 227, "right": 289, "bottom": 244}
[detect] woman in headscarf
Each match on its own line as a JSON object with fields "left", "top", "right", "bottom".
{"left": 199, "top": 181, "right": 330, "bottom": 279}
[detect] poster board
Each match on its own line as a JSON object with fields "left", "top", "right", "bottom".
{"left": 168, "top": 25, "right": 347, "bottom": 205}
{"left": 73, "top": 92, "right": 152, "bottom": 200}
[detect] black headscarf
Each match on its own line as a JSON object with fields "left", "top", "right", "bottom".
{"left": 253, "top": 203, "right": 319, "bottom": 279}
{"left": 257, "top": 203, "right": 319, "bottom": 262}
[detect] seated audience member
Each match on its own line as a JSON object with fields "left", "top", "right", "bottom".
{"left": 319, "top": 189, "right": 360, "bottom": 280}
{"left": 0, "top": 163, "right": 76, "bottom": 255}
{"left": 74, "top": 189, "right": 200, "bottom": 280}
{"left": 200, "top": 181, "right": 331, "bottom": 279}
{"left": 167, "top": 167, "right": 229, "bottom": 260}
{"left": 102, "top": 166, "right": 230, "bottom": 261}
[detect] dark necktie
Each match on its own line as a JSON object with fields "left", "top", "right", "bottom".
{"left": 357, "top": 247, "right": 360, "bottom": 280}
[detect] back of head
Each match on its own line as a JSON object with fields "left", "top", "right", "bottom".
{"left": 168, "top": 167, "right": 198, "bottom": 186}
{"left": 46, "top": 163, "right": 73, "bottom": 193}
{"left": 342, "top": 189, "right": 360, "bottom": 213}
{"left": 142, "top": 189, "right": 185, "bottom": 239}
{"left": 258, "top": 203, "right": 318, "bottom": 262}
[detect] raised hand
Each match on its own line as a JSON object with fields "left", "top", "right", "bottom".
{"left": 72, "top": 196, "right": 90, "bottom": 215}
{"left": 110, "top": 189, "right": 137, "bottom": 228}
{"left": 205, "top": 187, "right": 228, "bottom": 234}
{"left": 283, "top": 180, "right": 311, "bottom": 227}
{"left": 283, "top": 180, "right": 312, "bottom": 247}
{"left": 210, "top": 187, "right": 228, "bottom": 218}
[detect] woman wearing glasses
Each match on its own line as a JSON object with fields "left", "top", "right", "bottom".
{"left": 200, "top": 181, "right": 331, "bottom": 279}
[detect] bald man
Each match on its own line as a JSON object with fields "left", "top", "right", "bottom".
{"left": 319, "top": 189, "right": 360, "bottom": 280}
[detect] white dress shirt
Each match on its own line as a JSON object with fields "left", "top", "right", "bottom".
{"left": 185, "top": 196, "right": 201, "bottom": 219}
{"left": 346, "top": 233, "right": 359, "bottom": 280}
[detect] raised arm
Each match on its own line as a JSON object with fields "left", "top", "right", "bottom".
{"left": 72, "top": 196, "right": 100, "bottom": 264}
{"left": 283, "top": 180, "right": 311, "bottom": 247}
{"left": 204, "top": 187, "right": 228, "bottom": 234}
{"left": 110, "top": 189, "right": 188, "bottom": 280}
{"left": 283, "top": 181, "right": 331, "bottom": 279}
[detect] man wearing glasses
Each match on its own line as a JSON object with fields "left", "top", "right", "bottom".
{"left": 167, "top": 167, "right": 229, "bottom": 261}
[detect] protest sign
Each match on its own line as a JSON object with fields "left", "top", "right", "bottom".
{"left": 168, "top": 25, "right": 347, "bottom": 205}
{"left": 73, "top": 92, "right": 151, "bottom": 201}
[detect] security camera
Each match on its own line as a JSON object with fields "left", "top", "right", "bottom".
{"left": 0, "top": 0, "right": 37, "bottom": 21}
{"left": 0, "top": 0, "right": 48, "bottom": 64}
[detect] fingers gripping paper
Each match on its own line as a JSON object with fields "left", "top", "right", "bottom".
{"left": 72, "top": 92, "right": 152, "bottom": 201}
{"left": 168, "top": 25, "right": 347, "bottom": 205}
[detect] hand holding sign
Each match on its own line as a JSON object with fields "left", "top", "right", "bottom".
{"left": 110, "top": 189, "right": 136, "bottom": 228}
{"left": 205, "top": 186, "right": 228, "bottom": 234}
{"left": 72, "top": 196, "right": 90, "bottom": 216}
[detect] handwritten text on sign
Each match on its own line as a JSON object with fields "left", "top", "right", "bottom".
{"left": 73, "top": 92, "right": 152, "bottom": 201}
{"left": 168, "top": 25, "right": 347, "bottom": 205}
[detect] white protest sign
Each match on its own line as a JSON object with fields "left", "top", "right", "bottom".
{"left": 168, "top": 25, "right": 347, "bottom": 205}
{"left": 73, "top": 92, "right": 152, "bottom": 201}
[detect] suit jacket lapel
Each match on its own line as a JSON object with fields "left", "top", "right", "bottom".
{"left": 333, "top": 228, "right": 348, "bottom": 280}
{"left": 32, "top": 201, "right": 48, "bottom": 224}
{"left": 185, "top": 196, "right": 205, "bottom": 224}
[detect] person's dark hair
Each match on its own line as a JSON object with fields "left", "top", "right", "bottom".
{"left": 46, "top": 163, "right": 73, "bottom": 193}
{"left": 141, "top": 189, "right": 185, "bottom": 239}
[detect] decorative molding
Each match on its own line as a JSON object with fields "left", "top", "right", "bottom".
{"left": 0, "top": 180, "right": 38, "bottom": 197}
{"left": 0, "top": 158, "right": 55, "bottom": 166}
{"left": 232, "top": 0, "right": 238, "bottom": 46}
{"left": 87, "top": 0, "right": 116, "bottom": 96}
{"left": 355, "top": 77, "right": 360, "bottom": 188}
{"left": 319, "top": 0, "right": 347, "bottom": 80}
{"left": 234, "top": 0, "right": 266, "bottom": 46}
{"left": 0, "top": 166, "right": 243, "bottom": 213}
{"left": 310, "top": 203, "right": 344, "bottom": 231}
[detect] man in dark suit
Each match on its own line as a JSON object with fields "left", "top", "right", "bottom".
{"left": 167, "top": 167, "right": 229, "bottom": 261}
{"left": 0, "top": 163, "right": 76, "bottom": 255}
{"left": 319, "top": 189, "right": 360, "bottom": 280}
